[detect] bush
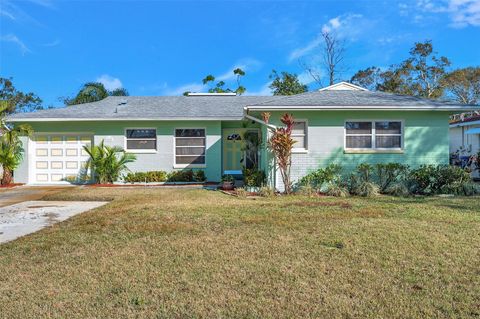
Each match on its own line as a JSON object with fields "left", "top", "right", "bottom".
{"left": 124, "top": 169, "right": 206, "bottom": 183}
{"left": 408, "top": 165, "right": 473, "bottom": 195}
{"left": 375, "top": 163, "right": 409, "bottom": 192}
{"left": 297, "top": 164, "right": 342, "bottom": 190}
{"left": 324, "top": 183, "right": 349, "bottom": 197}
{"left": 243, "top": 169, "right": 266, "bottom": 187}
{"left": 348, "top": 164, "right": 380, "bottom": 197}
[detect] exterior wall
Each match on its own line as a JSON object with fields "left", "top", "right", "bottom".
{"left": 449, "top": 123, "right": 480, "bottom": 155}
{"left": 13, "top": 120, "right": 223, "bottom": 183}
{"left": 259, "top": 111, "right": 451, "bottom": 191}
{"left": 449, "top": 126, "right": 464, "bottom": 153}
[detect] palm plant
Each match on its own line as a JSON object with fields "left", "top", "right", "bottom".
{"left": 0, "top": 105, "right": 33, "bottom": 185}
{"left": 83, "top": 140, "right": 136, "bottom": 184}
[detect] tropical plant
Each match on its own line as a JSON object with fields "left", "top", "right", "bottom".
{"left": 243, "top": 169, "right": 266, "bottom": 187}
{"left": 297, "top": 163, "right": 342, "bottom": 190}
{"left": 0, "top": 77, "right": 43, "bottom": 113}
{"left": 375, "top": 163, "right": 409, "bottom": 193}
{"left": 83, "top": 140, "right": 136, "bottom": 184}
{"left": 0, "top": 105, "right": 33, "bottom": 185}
{"left": 267, "top": 113, "right": 296, "bottom": 194}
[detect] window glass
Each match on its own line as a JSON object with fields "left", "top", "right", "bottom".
{"left": 376, "top": 136, "right": 401, "bottom": 148}
{"left": 375, "top": 121, "right": 401, "bottom": 134}
{"left": 292, "top": 121, "right": 307, "bottom": 149}
{"left": 346, "top": 122, "right": 372, "bottom": 134}
{"left": 125, "top": 129, "right": 157, "bottom": 150}
{"left": 346, "top": 136, "right": 372, "bottom": 148}
{"left": 175, "top": 129, "right": 206, "bottom": 165}
{"left": 345, "top": 121, "right": 402, "bottom": 150}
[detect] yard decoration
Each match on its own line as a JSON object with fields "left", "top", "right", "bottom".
{"left": 268, "top": 113, "right": 296, "bottom": 194}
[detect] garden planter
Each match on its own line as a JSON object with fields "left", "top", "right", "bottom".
{"left": 222, "top": 181, "right": 235, "bottom": 190}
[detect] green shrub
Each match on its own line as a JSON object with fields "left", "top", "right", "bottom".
{"left": 348, "top": 164, "right": 380, "bottom": 197}
{"left": 193, "top": 170, "right": 206, "bottom": 182}
{"left": 167, "top": 170, "right": 194, "bottom": 182}
{"left": 324, "top": 183, "right": 349, "bottom": 197}
{"left": 298, "top": 164, "right": 342, "bottom": 190}
{"left": 243, "top": 169, "right": 266, "bottom": 187}
{"left": 384, "top": 182, "right": 410, "bottom": 197}
{"left": 375, "top": 163, "right": 409, "bottom": 192}
{"left": 124, "top": 169, "right": 206, "bottom": 183}
{"left": 408, "top": 165, "right": 473, "bottom": 195}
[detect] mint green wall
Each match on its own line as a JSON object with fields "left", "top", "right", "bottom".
{"left": 14, "top": 121, "right": 223, "bottom": 182}
{"left": 254, "top": 111, "right": 450, "bottom": 189}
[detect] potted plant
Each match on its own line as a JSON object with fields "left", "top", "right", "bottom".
{"left": 221, "top": 174, "right": 235, "bottom": 190}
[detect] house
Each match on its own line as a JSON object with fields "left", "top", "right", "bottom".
{"left": 8, "top": 82, "right": 478, "bottom": 189}
{"left": 449, "top": 113, "right": 480, "bottom": 178}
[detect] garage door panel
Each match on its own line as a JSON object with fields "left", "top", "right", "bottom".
{"left": 32, "top": 134, "right": 92, "bottom": 184}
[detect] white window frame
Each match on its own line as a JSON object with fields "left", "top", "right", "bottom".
{"left": 292, "top": 119, "right": 308, "bottom": 153}
{"left": 124, "top": 128, "right": 157, "bottom": 153}
{"left": 174, "top": 127, "right": 207, "bottom": 168}
{"left": 344, "top": 120, "right": 404, "bottom": 153}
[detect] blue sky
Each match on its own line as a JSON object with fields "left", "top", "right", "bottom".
{"left": 1, "top": 0, "right": 480, "bottom": 107}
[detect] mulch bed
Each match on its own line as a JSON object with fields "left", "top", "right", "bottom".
{"left": 0, "top": 183, "right": 25, "bottom": 188}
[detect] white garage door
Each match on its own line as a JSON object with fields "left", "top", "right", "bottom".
{"left": 31, "top": 134, "right": 92, "bottom": 184}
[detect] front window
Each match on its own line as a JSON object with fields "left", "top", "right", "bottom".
{"left": 125, "top": 129, "right": 157, "bottom": 151}
{"left": 345, "top": 121, "right": 402, "bottom": 150}
{"left": 292, "top": 121, "right": 308, "bottom": 150}
{"left": 175, "top": 129, "right": 206, "bottom": 166}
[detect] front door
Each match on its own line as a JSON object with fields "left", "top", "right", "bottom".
{"left": 222, "top": 128, "right": 259, "bottom": 173}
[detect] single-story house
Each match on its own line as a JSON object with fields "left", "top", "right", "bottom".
{"left": 8, "top": 82, "right": 478, "bottom": 189}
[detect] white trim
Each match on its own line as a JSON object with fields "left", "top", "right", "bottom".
{"left": 173, "top": 127, "right": 207, "bottom": 168}
{"left": 292, "top": 119, "right": 308, "bottom": 151}
{"left": 244, "top": 114, "right": 277, "bottom": 130}
{"left": 344, "top": 120, "right": 405, "bottom": 152}
{"left": 124, "top": 128, "right": 158, "bottom": 153}
{"left": 246, "top": 105, "right": 479, "bottom": 111}
{"left": 319, "top": 82, "right": 369, "bottom": 91}
{"left": 7, "top": 117, "right": 243, "bottom": 122}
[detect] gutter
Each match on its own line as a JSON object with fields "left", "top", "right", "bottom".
{"left": 245, "top": 105, "right": 480, "bottom": 112}
{"left": 243, "top": 109, "right": 276, "bottom": 130}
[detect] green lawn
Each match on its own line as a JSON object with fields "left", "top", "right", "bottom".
{"left": 1, "top": 188, "right": 479, "bottom": 318}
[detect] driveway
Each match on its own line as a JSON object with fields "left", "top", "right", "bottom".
{"left": 0, "top": 186, "right": 74, "bottom": 208}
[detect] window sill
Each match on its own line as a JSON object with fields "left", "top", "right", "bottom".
{"left": 173, "top": 164, "right": 207, "bottom": 169}
{"left": 126, "top": 150, "right": 158, "bottom": 154}
{"left": 344, "top": 149, "right": 404, "bottom": 154}
{"left": 292, "top": 149, "right": 308, "bottom": 154}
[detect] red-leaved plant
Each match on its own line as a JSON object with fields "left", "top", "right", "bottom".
{"left": 268, "top": 113, "right": 296, "bottom": 194}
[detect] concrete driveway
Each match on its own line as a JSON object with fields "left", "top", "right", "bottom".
{"left": 0, "top": 186, "right": 74, "bottom": 208}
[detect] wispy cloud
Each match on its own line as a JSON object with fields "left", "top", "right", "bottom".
{"left": 0, "top": 9, "right": 16, "bottom": 20}
{"left": 417, "top": 0, "right": 480, "bottom": 27}
{"left": 163, "top": 83, "right": 204, "bottom": 96}
{"left": 288, "top": 13, "right": 364, "bottom": 61}
{"left": 27, "top": 0, "right": 55, "bottom": 8}
{"left": 96, "top": 74, "right": 123, "bottom": 91}
{"left": 1, "top": 34, "right": 30, "bottom": 55}
{"left": 43, "top": 39, "right": 61, "bottom": 47}
{"left": 244, "top": 81, "right": 272, "bottom": 96}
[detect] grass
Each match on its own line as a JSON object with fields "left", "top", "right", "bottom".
{"left": 1, "top": 187, "right": 479, "bottom": 318}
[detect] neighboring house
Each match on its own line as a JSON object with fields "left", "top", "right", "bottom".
{"left": 450, "top": 114, "right": 480, "bottom": 178}
{"left": 7, "top": 82, "right": 478, "bottom": 189}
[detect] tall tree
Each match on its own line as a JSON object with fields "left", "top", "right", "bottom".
{"left": 184, "top": 68, "right": 246, "bottom": 96}
{"left": 0, "top": 77, "right": 43, "bottom": 113}
{"left": 63, "top": 82, "right": 128, "bottom": 106}
{"left": 0, "top": 104, "right": 33, "bottom": 184}
{"left": 442, "top": 67, "right": 480, "bottom": 104}
{"left": 351, "top": 41, "right": 451, "bottom": 99}
{"left": 299, "top": 30, "right": 346, "bottom": 87}
{"left": 269, "top": 70, "right": 308, "bottom": 95}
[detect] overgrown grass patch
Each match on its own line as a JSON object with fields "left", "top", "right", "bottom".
{"left": 0, "top": 188, "right": 479, "bottom": 318}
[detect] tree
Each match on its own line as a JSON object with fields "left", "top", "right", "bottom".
{"left": 350, "top": 41, "right": 451, "bottom": 99}
{"left": 269, "top": 70, "right": 308, "bottom": 95}
{"left": 0, "top": 77, "right": 42, "bottom": 113}
{"left": 442, "top": 67, "right": 480, "bottom": 104}
{"left": 267, "top": 113, "right": 296, "bottom": 194}
{"left": 184, "top": 68, "right": 246, "bottom": 96}
{"left": 0, "top": 105, "right": 33, "bottom": 185}
{"left": 63, "top": 82, "right": 128, "bottom": 106}
{"left": 299, "top": 30, "right": 346, "bottom": 87}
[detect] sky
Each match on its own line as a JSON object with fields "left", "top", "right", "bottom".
{"left": 1, "top": 0, "right": 480, "bottom": 107}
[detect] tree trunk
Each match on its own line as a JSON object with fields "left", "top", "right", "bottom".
{"left": 1, "top": 168, "right": 13, "bottom": 186}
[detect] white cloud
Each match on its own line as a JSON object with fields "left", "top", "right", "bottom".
{"left": 0, "top": 9, "right": 15, "bottom": 20}
{"left": 163, "top": 83, "right": 204, "bottom": 96}
{"left": 96, "top": 74, "right": 123, "bottom": 91}
{"left": 1, "top": 34, "right": 30, "bottom": 55}
{"left": 288, "top": 13, "right": 363, "bottom": 61}
{"left": 244, "top": 82, "right": 273, "bottom": 96}
{"left": 418, "top": 0, "right": 480, "bottom": 27}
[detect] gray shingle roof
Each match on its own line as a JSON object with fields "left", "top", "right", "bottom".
{"left": 8, "top": 89, "right": 478, "bottom": 122}
{"left": 248, "top": 90, "right": 478, "bottom": 109}
{"left": 8, "top": 96, "right": 281, "bottom": 121}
